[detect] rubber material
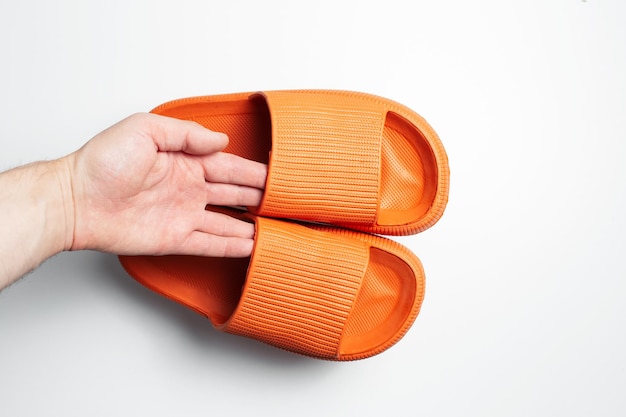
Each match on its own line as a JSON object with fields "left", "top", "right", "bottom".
{"left": 151, "top": 90, "right": 449, "bottom": 235}
{"left": 118, "top": 212, "right": 425, "bottom": 361}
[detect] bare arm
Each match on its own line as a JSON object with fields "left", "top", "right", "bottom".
{"left": 0, "top": 159, "right": 73, "bottom": 288}
{"left": 0, "top": 113, "right": 267, "bottom": 290}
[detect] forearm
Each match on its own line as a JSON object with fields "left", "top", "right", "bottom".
{"left": 0, "top": 158, "right": 74, "bottom": 290}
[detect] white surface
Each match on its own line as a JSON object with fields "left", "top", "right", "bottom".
{"left": 1, "top": 1, "right": 625, "bottom": 416}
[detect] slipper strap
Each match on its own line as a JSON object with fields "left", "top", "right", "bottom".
{"left": 256, "top": 90, "right": 385, "bottom": 225}
{"left": 222, "top": 217, "right": 369, "bottom": 359}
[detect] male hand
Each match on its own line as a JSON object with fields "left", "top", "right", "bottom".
{"left": 66, "top": 113, "right": 267, "bottom": 257}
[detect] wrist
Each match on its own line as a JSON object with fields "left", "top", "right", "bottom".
{"left": 0, "top": 157, "right": 75, "bottom": 287}
{"left": 47, "top": 156, "right": 76, "bottom": 252}
{"left": 21, "top": 158, "right": 76, "bottom": 256}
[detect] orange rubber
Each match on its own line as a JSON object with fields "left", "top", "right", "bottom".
{"left": 151, "top": 90, "right": 449, "bottom": 235}
{"left": 119, "top": 211, "right": 425, "bottom": 361}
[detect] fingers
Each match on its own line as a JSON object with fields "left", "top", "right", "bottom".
{"left": 201, "top": 152, "right": 268, "bottom": 189}
{"left": 141, "top": 114, "right": 268, "bottom": 194}
{"left": 201, "top": 152, "right": 267, "bottom": 206}
{"left": 184, "top": 233, "right": 254, "bottom": 258}
{"left": 205, "top": 183, "right": 264, "bottom": 207}
{"left": 128, "top": 113, "right": 267, "bottom": 189}
{"left": 138, "top": 113, "right": 229, "bottom": 155}
{"left": 199, "top": 210, "right": 256, "bottom": 239}
{"left": 182, "top": 210, "right": 256, "bottom": 257}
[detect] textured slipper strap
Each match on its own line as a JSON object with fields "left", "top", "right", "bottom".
{"left": 256, "top": 90, "right": 385, "bottom": 225}
{"left": 222, "top": 217, "right": 369, "bottom": 359}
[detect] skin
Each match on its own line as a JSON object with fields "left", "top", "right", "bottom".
{"left": 0, "top": 113, "right": 267, "bottom": 291}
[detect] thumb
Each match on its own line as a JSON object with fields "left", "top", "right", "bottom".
{"left": 143, "top": 113, "right": 229, "bottom": 155}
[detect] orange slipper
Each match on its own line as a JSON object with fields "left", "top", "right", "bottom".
{"left": 151, "top": 90, "right": 449, "bottom": 235}
{"left": 118, "top": 213, "right": 425, "bottom": 361}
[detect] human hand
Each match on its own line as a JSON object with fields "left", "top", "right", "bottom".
{"left": 64, "top": 113, "right": 267, "bottom": 257}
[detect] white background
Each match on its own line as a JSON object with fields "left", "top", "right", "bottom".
{"left": 1, "top": 1, "right": 625, "bottom": 416}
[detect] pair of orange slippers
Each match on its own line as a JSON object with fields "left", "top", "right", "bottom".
{"left": 119, "top": 90, "right": 450, "bottom": 361}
